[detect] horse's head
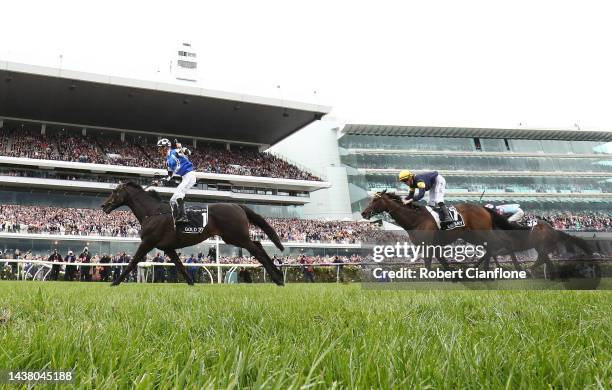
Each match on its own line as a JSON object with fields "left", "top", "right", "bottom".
{"left": 101, "top": 182, "right": 131, "bottom": 214}
{"left": 361, "top": 190, "right": 391, "bottom": 219}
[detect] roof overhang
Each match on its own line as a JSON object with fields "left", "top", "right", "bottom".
{"left": 0, "top": 60, "right": 332, "bottom": 145}
{"left": 342, "top": 124, "right": 612, "bottom": 142}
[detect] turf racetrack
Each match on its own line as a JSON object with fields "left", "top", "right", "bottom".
{"left": 0, "top": 282, "right": 610, "bottom": 389}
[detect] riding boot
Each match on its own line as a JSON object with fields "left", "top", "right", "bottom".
{"left": 170, "top": 202, "right": 179, "bottom": 221}
{"left": 176, "top": 198, "right": 189, "bottom": 223}
{"left": 438, "top": 202, "right": 453, "bottom": 224}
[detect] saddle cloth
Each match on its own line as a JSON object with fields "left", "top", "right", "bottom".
{"left": 176, "top": 206, "right": 208, "bottom": 234}
{"left": 425, "top": 205, "right": 465, "bottom": 230}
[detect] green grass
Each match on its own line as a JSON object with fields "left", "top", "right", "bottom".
{"left": 0, "top": 282, "right": 610, "bottom": 389}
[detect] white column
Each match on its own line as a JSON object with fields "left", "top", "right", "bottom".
{"left": 120, "top": 132, "right": 125, "bottom": 142}
{"left": 82, "top": 128, "right": 87, "bottom": 136}
{"left": 216, "top": 241, "right": 221, "bottom": 284}
{"left": 0, "top": 119, "right": 4, "bottom": 128}
{"left": 41, "top": 123, "right": 46, "bottom": 135}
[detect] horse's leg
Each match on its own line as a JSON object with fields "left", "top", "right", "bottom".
{"left": 436, "top": 255, "right": 452, "bottom": 271}
{"left": 165, "top": 249, "right": 194, "bottom": 286}
{"left": 424, "top": 254, "right": 433, "bottom": 271}
{"left": 541, "top": 253, "right": 556, "bottom": 280}
{"left": 477, "top": 250, "right": 492, "bottom": 271}
{"left": 529, "top": 252, "right": 545, "bottom": 276}
{"left": 242, "top": 240, "right": 284, "bottom": 286}
{"left": 509, "top": 252, "right": 524, "bottom": 272}
{"left": 111, "top": 242, "right": 152, "bottom": 286}
{"left": 473, "top": 254, "right": 486, "bottom": 269}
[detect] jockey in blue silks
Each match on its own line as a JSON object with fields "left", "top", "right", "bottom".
{"left": 157, "top": 138, "right": 196, "bottom": 223}
{"left": 398, "top": 169, "right": 452, "bottom": 224}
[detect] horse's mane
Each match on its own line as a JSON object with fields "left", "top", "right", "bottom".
{"left": 378, "top": 191, "right": 421, "bottom": 209}
{"left": 383, "top": 192, "right": 403, "bottom": 203}
{"left": 123, "top": 181, "right": 163, "bottom": 202}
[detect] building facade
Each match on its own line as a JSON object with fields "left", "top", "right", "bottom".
{"left": 338, "top": 125, "right": 612, "bottom": 218}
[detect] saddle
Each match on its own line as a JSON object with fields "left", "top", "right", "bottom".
{"left": 426, "top": 205, "right": 465, "bottom": 231}
{"left": 175, "top": 206, "right": 208, "bottom": 234}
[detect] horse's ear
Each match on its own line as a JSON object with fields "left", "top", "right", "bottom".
{"left": 382, "top": 189, "right": 387, "bottom": 194}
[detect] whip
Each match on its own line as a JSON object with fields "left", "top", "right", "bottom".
{"left": 478, "top": 189, "right": 486, "bottom": 203}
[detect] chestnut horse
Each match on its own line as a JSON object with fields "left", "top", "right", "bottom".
{"left": 361, "top": 190, "right": 522, "bottom": 270}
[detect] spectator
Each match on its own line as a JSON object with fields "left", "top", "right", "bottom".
{"left": 63, "top": 250, "right": 77, "bottom": 281}
{"left": 186, "top": 253, "right": 198, "bottom": 283}
{"left": 153, "top": 253, "right": 166, "bottom": 283}
{"left": 333, "top": 255, "right": 345, "bottom": 283}
{"left": 99, "top": 253, "right": 111, "bottom": 282}
{"left": 79, "top": 247, "right": 92, "bottom": 282}
{"left": 300, "top": 255, "right": 315, "bottom": 283}
{"left": 48, "top": 248, "right": 62, "bottom": 281}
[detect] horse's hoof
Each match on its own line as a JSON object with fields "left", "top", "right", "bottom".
{"left": 110, "top": 282, "right": 120, "bottom": 287}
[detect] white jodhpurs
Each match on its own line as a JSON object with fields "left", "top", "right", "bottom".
{"left": 170, "top": 171, "right": 197, "bottom": 205}
{"left": 427, "top": 175, "right": 446, "bottom": 207}
{"left": 507, "top": 209, "right": 525, "bottom": 222}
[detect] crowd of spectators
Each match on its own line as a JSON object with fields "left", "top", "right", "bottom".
{"left": 527, "top": 212, "right": 612, "bottom": 232}
{"left": 0, "top": 203, "right": 380, "bottom": 241}
{"left": 250, "top": 218, "right": 380, "bottom": 243}
{"left": 0, "top": 128, "right": 321, "bottom": 181}
{"left": 0, "top": 203, "right": 610, "bottom": 242}
{"left": 0, "top": 204, "right": 140, "bottom": 237}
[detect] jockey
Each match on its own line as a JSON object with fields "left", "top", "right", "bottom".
{"left": 157, "top": 138, "right": 196, "bottom": 223}
{"left": 398, "top": 170, "right": 452, "bottom": 224}
{"left": 484, "top": 203, "right": 525, "bottom": 224}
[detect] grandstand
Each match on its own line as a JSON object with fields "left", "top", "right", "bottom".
{"left": 338, "top": 124, "right": 612, "bottom": 236}
{"left": 2, "top": 60, "right": 611, "bottom": 276}
{"left": 0, "top": 61, "right": 379, "bottom": 262}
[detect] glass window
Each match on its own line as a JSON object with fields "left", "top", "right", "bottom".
{"left": 508, "top": 139, "right": 543, "bottom": 153}
{"left": 480, "top": 138, "right": 506, "bottom": 152}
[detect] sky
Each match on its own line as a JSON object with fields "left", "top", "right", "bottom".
{"left": 2, "top": 0, "right": 611, "bottom": 130}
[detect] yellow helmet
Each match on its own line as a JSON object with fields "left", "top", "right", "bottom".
{"left": 398, "top": 170, "right": 414, "bottom": 181}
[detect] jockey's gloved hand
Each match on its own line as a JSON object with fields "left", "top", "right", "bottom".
{"left": 403, "top": 199, "right": 413, "bottom": 205}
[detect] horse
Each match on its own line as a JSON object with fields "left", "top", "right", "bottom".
{"left": 482, "top": 218, "right": 594, "bottom": 277}
{"left": 360, "top": 190, "right": 521, "bottom": 270}
{"left": 101, "top": 182, "right": 285, "bottom": 286}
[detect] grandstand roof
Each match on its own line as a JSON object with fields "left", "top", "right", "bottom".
{"left": 0, "top": 61, "right": 332, "bottom": 145}
{"left": 343, "top": 124, "right": 612, "bottom": 141}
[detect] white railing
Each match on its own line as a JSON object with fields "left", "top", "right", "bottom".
{"left": 0, "top": 231, "right": 364, "bottom": 247}
{"left": 1, "top": 259, "right": 359, "bottom": 284}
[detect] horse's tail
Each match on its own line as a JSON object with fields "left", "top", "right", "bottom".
{"left": 556, "top": 230, "right": 593, "bottom": 256}
{"left": 484, "top": 208, "right": 530, "bottom": 230}
{"left": 239, "top": 205, "right": 284, "bottom": 251}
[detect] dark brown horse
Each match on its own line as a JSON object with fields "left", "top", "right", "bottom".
{"left": 101, "top": 182, "right": 285, "bottom": 286}
{"left": 361, "top": 191, "right": 520, "bottom": 270}
{"left": 362, "top": 191, "right": 595, "bottom": 276}
{"left": 484, "top": 218, "right": 594, "bottom": 276}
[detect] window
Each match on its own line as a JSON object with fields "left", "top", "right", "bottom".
{"left": 178, "top": 60, "right": 197, "bottom": 69}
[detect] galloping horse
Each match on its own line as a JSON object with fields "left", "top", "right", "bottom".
{"left": 362, "top": 191, "right": 594, "bottom": 275}
{"left": 482, "top": 218, "right": 594, "bottom": 276}
{"left": 101, "top": 182, "right": 285, "bottom": 286}
{"left": 361, "top": 190, "right": 520, "bottom": 270}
